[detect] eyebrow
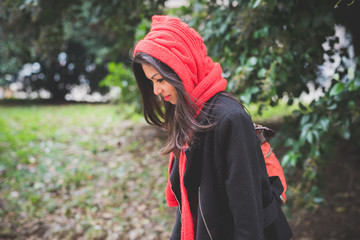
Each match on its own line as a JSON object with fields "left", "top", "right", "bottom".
{"left": 150, "top": 73, "right": 161, "bottom": 79}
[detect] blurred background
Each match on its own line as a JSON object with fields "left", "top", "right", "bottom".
{"left": 0, "top": 0, "right": 359, "bottom": 239}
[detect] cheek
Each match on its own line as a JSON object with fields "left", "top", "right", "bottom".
{"left": 169, "top": 86, "right": 177, "bottom": 96}
{"left": 163, "top": 83, "right": 173, "bottom": 93}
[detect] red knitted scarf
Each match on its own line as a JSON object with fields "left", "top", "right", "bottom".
{"left": 134, "top": 15, "right": 227, "bottom": 240}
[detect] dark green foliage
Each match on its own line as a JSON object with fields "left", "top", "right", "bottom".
{"left": 185, "top": 0, "right": 337, "bottom": 105}
{"left": 99, "top": 62, "right": 141, "bottom": 110}
{"left": 0, "top": 0, "right": 165, "bottom": 100}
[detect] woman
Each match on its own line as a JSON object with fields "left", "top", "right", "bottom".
{"left": 132, "top": 15, "right": 292, "bottom": 240}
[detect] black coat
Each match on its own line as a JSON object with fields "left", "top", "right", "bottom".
{"left": 169, "top": 93, "right": 293, "bottom": 240}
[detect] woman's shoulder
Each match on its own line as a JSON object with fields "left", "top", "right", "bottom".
{"left": 202, "top": 93, "right": 258, "bottom": 151}
{"left": 207, "top": 93, "right": 251, "bottom": 123}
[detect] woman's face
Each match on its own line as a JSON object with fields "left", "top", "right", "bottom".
{"left": 142, "top": 63, "right": 178, "bottom": 105}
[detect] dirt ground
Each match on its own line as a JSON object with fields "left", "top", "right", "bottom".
{"left": 289, "top": 142, "right": 360, "bottom": 240}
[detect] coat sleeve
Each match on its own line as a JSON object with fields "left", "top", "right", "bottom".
{"left": 216, "top": 110, "right": 264, "bottom": 239}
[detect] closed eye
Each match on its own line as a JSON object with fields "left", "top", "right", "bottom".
{"left": 148, "top": 78, "right": 164, "bottom": 85}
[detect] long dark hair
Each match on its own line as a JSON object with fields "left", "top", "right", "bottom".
{"left": 132, "top": 52, "right": 214, "bottom": 157}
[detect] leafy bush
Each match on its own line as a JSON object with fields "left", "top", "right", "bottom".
{"left": 281, "top": 59, "right": 360, "bottom": 208}
{"left": 100, "top": 62, "right": 141, "bottom": 111}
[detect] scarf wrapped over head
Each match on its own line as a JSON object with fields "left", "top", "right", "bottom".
{"left": 133, "top": 15, "right": 227, "bottom": 108}
{"left": 133, "top": 15, "right": 227, "bottom": 240}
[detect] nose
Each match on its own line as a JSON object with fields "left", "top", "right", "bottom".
{"left": 153, "top": 83, "right": 162, "bottom": 96}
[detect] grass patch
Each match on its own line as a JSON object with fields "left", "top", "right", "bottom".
{"left": 0, "top": 103, "right": 175, "bottom": 239}
{"left": 247, "top": 100, "right": 299, "bottom": 123}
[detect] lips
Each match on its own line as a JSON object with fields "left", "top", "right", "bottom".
{"left": 164, "top": 95, "right": 171, "bottom": 101}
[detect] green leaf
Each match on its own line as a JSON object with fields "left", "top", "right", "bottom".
{"left": 257, "top": 68, "right": 267, "bottom": 78}
{"left": 318, "top": 117, "right": 330, "bottom": 131}
{"left": 108, "top": 62, "right": 116, "bottom": 72}
{"left": 306, "top": 132, "right": 313, "bottom": 144}
{"left": 341, "top": 128, "right": 351, "bottom": 140}
{"left": 327, "top": 103, "right": 337, "bottom": 110}
{"left": 301, "top": 123, "right": 312, "bottom": 132}
{"left": 248, "top": 57, "right": 258, "bottom": 66}
{"left": 348, "top": 77, "right": 360, "bottom": 91}
{"left": 313, "top": 197, "right": 324, "bottom": 204}
{"left": 239, "top": 92, "right": 252, "bottom": 105}
{"left": 252, "top": 0, "right": 262, "bottom": 8}
{"left": 354, "top": 77, "right": 360, "bottom": 89}
{"left": 248, "top": 86, "right": 260, "bottom": 94}
{"left": 338, "top": 120, "right": 351, "bottom": 140}
{"left": 282, "top": 152, "right": 300, "bottom": 167}
{"left": 329, "top": 82, "right": 345, "bottom": 96}
{"left": 312, "top": 130, "right": 320, "bottom": 142}
{"left": 300, "top": 115, "right": 310, "bottom": 126}
{"left": 284, "top": 138, "right": 294, "bottom": 147}
{"left": 348, "top": 100, "right": 355, "bottom": 109}
{"left": 282, "top": 155, "right": 291, "bottom": 166}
